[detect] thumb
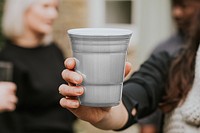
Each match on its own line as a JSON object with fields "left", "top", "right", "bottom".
{"left": 124, "top": 62, "right": 132, "bottom": 77}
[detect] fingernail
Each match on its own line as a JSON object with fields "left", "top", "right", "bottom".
{"left": 67, "top": 59, "right": 73, "bottom": 65}
{"left": 76, "top": 87, "right": 83, "bottom": 94}
{"left": 74, "top": 76, "right": 80, "bottom": 82}
{"left": 58, "top": 84, "right": 64, "bottom": 94}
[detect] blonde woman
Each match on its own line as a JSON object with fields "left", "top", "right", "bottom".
{"left": 0, "top": 0, "right": 76, "bottom": 133}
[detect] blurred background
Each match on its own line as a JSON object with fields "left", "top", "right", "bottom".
{"left": 51, "top": 0, "right": 174, "bottom": 69}
{"left": 0, "top": 0, "right": 174, "bottom": 133}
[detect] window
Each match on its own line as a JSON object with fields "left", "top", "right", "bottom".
{"left": 105, "top": 0, "right": 132, "bottom": 24}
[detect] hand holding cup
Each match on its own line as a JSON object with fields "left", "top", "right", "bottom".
{"left": 59, "top": 58, "right": 132, "bottom": 125}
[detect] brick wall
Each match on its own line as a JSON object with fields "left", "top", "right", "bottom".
{"left": 53, "top": 0, "right": 88, "bottom": 58}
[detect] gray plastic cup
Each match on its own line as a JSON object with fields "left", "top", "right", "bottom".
{"left": 67, "top": 28, "right": 132, "bottom": 107}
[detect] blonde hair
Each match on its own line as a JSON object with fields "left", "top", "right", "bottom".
{"left": 2, "top": 0, "right": 53, "bottom": 44}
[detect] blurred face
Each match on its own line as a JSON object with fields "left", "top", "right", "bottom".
{"left": 171, "top": 0, "right": 200, "bottom": 34}
{"left": 24, "top": 0, "right": 59, "bottom": 35}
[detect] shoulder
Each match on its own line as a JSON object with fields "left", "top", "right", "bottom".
{"left": 144, "top": 51, "right": 172, "bottom": 67}
{"left": 44, "top": 42, "right": 62, "bottom": 54}
{"left": 47, "top": 42, "right": 65, "bottom": 59}
{"left": 0, "top": 40, "right": 13, "bottom": 60}
{"left": 152, "top": 34, "right": 184, "bottom": 55}
{"left": 48, "top": 42, "right": 62, "bottom": 51}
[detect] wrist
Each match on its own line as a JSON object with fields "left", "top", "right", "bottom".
{"left": 92, "top": 102, "right": 129, "bottom": 130}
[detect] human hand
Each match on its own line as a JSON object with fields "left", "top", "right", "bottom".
{"left": 0, "top": 82, "right": 18, "bottom": 112}
{"left": 59, "top": 58, "right": 132, "bottom": 128}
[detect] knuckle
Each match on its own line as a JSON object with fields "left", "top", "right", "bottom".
{"left": 61, "top": 69, "right": 67, "bottom": 79}
{"left": 62, "top": 69, "right": 74, "bottom": 83}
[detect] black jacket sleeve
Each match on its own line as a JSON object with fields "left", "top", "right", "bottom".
{"left": 120, "top": 51, "right": 172, "bottom": 130}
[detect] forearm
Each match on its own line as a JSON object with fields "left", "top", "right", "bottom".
{"left": 92, "top": 102, "right": 129, "bottom": 130}
{"left": 122, "top": 52, "right": 171, "bottom": 118}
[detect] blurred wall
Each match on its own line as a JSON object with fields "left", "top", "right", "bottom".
{"left": 134, "top": 0, "right": 174, "bottom": 66}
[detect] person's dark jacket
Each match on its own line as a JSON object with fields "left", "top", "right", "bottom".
{"left": 120, "top": 51, "right": 173, "bottom": 130}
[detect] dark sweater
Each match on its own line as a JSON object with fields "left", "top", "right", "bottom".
{"left": 121, "top": 51, "right": 173, "bottom": 130}
{"left": 0, "top": 40, "right": 76, "bottom": 133}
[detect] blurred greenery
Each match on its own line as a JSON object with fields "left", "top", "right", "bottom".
{"left": 0, "top": 0, "right": 5, "bottom": 48}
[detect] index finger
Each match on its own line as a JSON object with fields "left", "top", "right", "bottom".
{"left": 0, "top": 82, "right": 17, "bottom": 92}
{"left": 64, "top": 58, "right": 76, "bottom": 70}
